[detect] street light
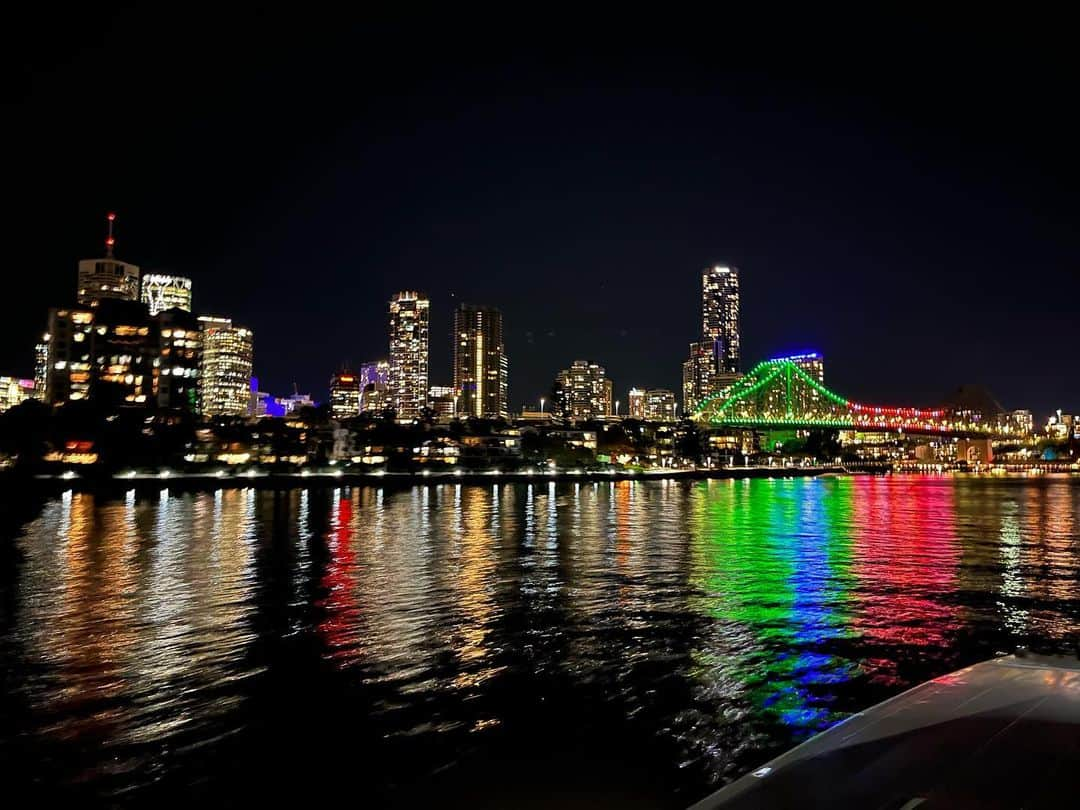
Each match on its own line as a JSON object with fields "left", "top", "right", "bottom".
{"left": 540, "top": 397, "right": 545, "bottom": 414}
{"left": 615, "top": 399, "right": 620, "bottom": 417}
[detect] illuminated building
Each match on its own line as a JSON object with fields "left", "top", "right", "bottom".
{"left": 453, "top": 304, "right": 509, "bottom": 419}
{"left": 702, "top": 264, "right": 740, "bottom": 374}
{"left": 1002, "top": 409, "right": 1034, "bottom": 437}
{"left": 428, "top": 385, "right": 457, "bottom": 421}
{"left": 44, "top": 300, "right": 154, "bottom": 406}
{"left": 34, "top": 339, "right": 49, "bottom": 399}
{"left": 643, "top": 389, "right": 677, "bottom": 422}
{"left": 360, "top": 360, "right": 390, "bottom": 414}
{"left": 77, "top": 213, "right": 141, "bottom": 306}
{"left": 628, "top": 388, "right": 645, "bottom": 419}
{"left": 388, "top": 291, "right": 429, "bottom": 420}
{"left": 330, "top": 371, "right": 362, "bottom": 419}
{"left": 553, "top": 360, "right": 608, "bottom": 421}
{"left": 0, "top": 377, "right": 36, "bottom": 412}
{"left": 1046, "top": 410, "right": 1076, "bottom": 441}
{"left": 602, "top": 378, "right": 614, "bottom": 417}
{"left": 154, "top": 308, "right": 200, "bottom": 410}
{"left": 198, "top": 316, "right": 253, "bottom": 417}
{"left": 141, "top": 273, "right": 193, "bottom": 315}
{"left": 249, "top": 379, "right": 271, "bottom": 417}
{"left": 683, "top": 341, "right": 714, "bottom": 414}
{"left": 280, "top": 391, "right": 314, "bottom": 415}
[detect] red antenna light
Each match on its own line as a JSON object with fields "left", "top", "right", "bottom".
{"left": 105, "top": 211, "right": 116, "bottom": 257}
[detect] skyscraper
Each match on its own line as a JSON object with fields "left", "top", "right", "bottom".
{"left": 77, "top": 213, "right": 141, "bottom": 306}
{"left": 643, "top": 389, "right": 678, "bottom": 422}
{"left": 628, "top": 388, "right": 646, "bottom": 419}
{"left": 329, "top": 370, "right": 362, "bottom": 420}
{"left": 702, "top": 265, "right": 741, "bottom": 374}
{"left": 553, "top": 360, "right": 608, "bottom": 421}
{"left": 359, "top": 360, "right": 390, "bottom": 414}
{"left": 388, "top": 291, "right": 429, "bottom": 420}
{"left": 155, "top": 308, "right": 200, "bottom": 411}
{"left": 198, "top": 316, "right": 254, "bottom": 417}
{"left": 453, "top": 303, "right": 508, "bottom": 419}
{"left": 682, "top": 341, "right": 715, "bottom": 415}
{"left": 141, "top": 274, "right": 193, "bottom": 315}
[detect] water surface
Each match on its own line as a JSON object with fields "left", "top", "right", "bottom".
{"left": 1, "top": 476, "right": 1078, "bottom": 806}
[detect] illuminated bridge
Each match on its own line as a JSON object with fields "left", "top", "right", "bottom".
{"left": 693, "top": 356, "right": 1010, "bottom": 438}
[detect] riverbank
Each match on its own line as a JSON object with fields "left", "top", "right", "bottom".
{"left": 1, "top": 463, "right": 850, "bottom": 496}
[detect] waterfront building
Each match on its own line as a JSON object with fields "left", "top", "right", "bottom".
{"left": 141, "top": 273, "right": 193, "bottom": 315}
{"left": 453, "top": 303, "right": 509, "bottom": 419}
{"left": 1046, "top": 410, "right": 1076, "bottom": 441}
{"left": 155, "top": 308, "right": 200, "bottom": 411}
{"left": 428, "top": 385, "right": 457, "bottom": 421}
{"left": 643, "top": 389, "right": 677, "bottom": 422}
{"left": 77, "top": 213, "right": 141, "bottom": 306}
{"left": 628, "top": 388, "right": 646, "bottom": 419}
{"left": 1001, "top": 409, "right": 1034, "bottom": 438}
{"left": 34, "top": 339, "right": 49, "bottom": 399}
{"left": 553, "top": 360, "right": 608, "bottom": 421}
{"left": 44, "top": 300, "right": 155, "bottom": 406}
{"left": 603, "top": 378, "right": 614, "bottom": 417}
{"left": 702, "top": 264, "right": 740, "bottom": 375}
{"left": 198, "top": 316, "right": 253, "bottom": 417}
{"left": 388, "top": 291, "right": 429, "bottom": 420}
{"left": 359, "top": 360, "right": 390, "bottom": 414}
{"left": 682, "top": 341, "right": 715, "bottom": 415}
{"left": 0, "top": 377, "right": 36, "bottom": 412}
{"left": 330, "top": 370, "right": 362, "bottom": 420}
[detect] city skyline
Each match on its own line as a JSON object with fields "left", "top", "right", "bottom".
{"left": 5, "top": 16, "right": 1080, "bottom": 416}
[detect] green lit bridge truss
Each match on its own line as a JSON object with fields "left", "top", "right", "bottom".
{"left": 692, "top": 358, "right": 1010, "bottom": 438}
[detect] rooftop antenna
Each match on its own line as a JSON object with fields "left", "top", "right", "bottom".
{"left": 105, "top": 212, "right": 117, "bottom": 258}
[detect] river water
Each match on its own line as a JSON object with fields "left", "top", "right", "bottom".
{"left": 1, "top": 475, "right": 1078, "bottom": 807}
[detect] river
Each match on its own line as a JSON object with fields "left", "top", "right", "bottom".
{"left": 1, "top": 475, "right": 1078, "bottom": 807}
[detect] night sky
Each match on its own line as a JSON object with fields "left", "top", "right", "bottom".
{"left": 5, "top": 10, "right": 1078, "bottom": 418}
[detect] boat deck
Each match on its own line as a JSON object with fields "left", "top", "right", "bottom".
{"left": 691, "top": 652, "right": 1080, "bottom": 809}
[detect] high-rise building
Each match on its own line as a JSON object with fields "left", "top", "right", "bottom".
{"left": 330, "top": 370, "right": 362, "bottom": 420}
{"left": 628, "top": 388, "right": 646, "bottom": 419}
{"left": 155, "top": 308, "right": 200, "bottom": 411}
{"left": 553, "top": 360, "right": 609, "bottom": 421}
{"left": 198, "top": 316, "right": 253, "bottom": 417}
{"left": 644, "top": 389, "right": 678, "bottom": 422}
{"left": 44, "top": 300, "right": 155, "bottom": 406}
{"left": 602, "top": 378, "right": 614, "bottom": 417}
{"left": 388, "top": 291, "right": 429, "bottom": 420}
{"left": 77, "top": 213, "right": 141, "bottom": 306}
{"left": 141, "top": 274, "right": 193, "bottom": 315}
{"left": 0, "top": 377, "right": 36, "bottom": 412}
{"left": 682, "top": 341, "right": 715, "bottom": 415}
{"left": 428, "top": 385, "right": 457, "bottom": 421}
{"left": 359, "top": 360, "right": 391, "bottom": 414}
{"left": 702, "top": 264, "right": 740, "bottom": 375}
{"left": 34, "top": 339, "right": 49, "bottom": 400}
{"left": 453, "top": 304, "right": 508, "bottom": 419}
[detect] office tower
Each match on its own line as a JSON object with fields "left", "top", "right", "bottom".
{"left": 453, "top": 303, "right": 509, "bottom": 419}
{"left": 702, "top": 264, "right": 740, "bottom": 375}
{"left": 360, "top": 360, "right": 389, "bottom": 390}
{"left": 77, "top": 213, "right": 141, "bottom": 306}
{"left": 44, "top": 300, "right": 155, "bottom": 406}
{"left": 553, "top": 360, "right": 608, "bottom": 421}
{"left": 330, "top": 370, "right": 362, "bottom": 420}
{"left": 628, "top": 388, "right": 646, "bottom": 419}
{"left": 643, "top": 389, "right": 678, "bottom": 422}
{"left": 198, "top": 316, "right": 254, "bottom": 417}
{"left": 0, "top": 377, "right": 36, "bottom": 412}
{"left": 602, "top": 378, "right": 614, "bottom": 417}
{"left": 155, "top": 308, "right": 201, "bottom": 410}
{"left": 428, "top": 385, "right": 457, "bottom": 421}
{"left": 141, "top": 274, "right": 193, "bottom": 315}
{"left": 388, "top": 291, "right": 429, "bottom": 420}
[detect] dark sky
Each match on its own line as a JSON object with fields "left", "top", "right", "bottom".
{"left": 4, "top": 9, "right": 1078, "bottom": 418}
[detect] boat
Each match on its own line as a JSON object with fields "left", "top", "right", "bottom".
{"left": 690, "top": 650, "right": 1080, "bottom": 808}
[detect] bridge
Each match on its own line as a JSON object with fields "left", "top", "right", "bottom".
{"left": 693, "top": 356, "right": 1010, "bottom": 438}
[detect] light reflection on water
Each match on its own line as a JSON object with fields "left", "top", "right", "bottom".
{"left": 1, "top": 476, "right": 1078, "bottom": 806}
